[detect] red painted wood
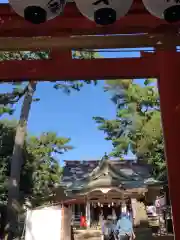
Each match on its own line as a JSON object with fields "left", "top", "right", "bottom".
{"left": 0, "top": 55, "right": 157, "bottom": 81}
{"left": 0, "top": 2, "right": 177, "bottom": 37}
{"left": 157, "top": 50, "right": 180, "bottom": 238}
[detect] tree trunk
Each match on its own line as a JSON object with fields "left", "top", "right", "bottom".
{"left": 5, "top": 81, "right": 37, "bottom": 240}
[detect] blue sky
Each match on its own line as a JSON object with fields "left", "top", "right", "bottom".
{"left": 0, "top": 80, "right": 116, "bottom": 161}
{"left": 0, "top": 49, "right": 152, "bottom": 163}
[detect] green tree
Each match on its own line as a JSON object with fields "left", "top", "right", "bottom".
{"left": 0, "top": 119, "right": 72, "bottom": 237}
{"left": 94, "top": 79, "right": 166, "bottom": 180}
{"left": 24, "top": 132, "right": 72, "bottom": 206}
{"left": 0, "top": 120, "right": 72, "bottom": 205}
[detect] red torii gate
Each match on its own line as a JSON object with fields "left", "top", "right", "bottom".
{"left": 0, "top": 0, "right": 179, "bottom": 238}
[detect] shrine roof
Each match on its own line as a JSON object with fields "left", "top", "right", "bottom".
{"left": 61, "top": 159, "right": 161, "bottom": 194}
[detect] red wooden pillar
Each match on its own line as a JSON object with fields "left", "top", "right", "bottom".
{"left": 157, "top": 49, "right": 180, "bottom": 238}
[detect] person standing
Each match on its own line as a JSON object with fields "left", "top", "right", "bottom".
{"left": 112, "top": 208, "right": 117, "bottom": 224}
{"left": 115, "top": 213, "right": 135, "bottom": 240}
{"left": 99, "top": 210, "right": 104, "bottom": 230}
{"left": 99, "top": 210, "right": 105, "bottom": 239}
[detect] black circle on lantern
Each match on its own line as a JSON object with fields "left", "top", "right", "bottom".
{"left": 24, "top": 6, "right": 47, "bottom": 24}
{"left": 164, "top": 5, "right": 180, "bottom": 23}
{"left": 94, "top": 8, "right": 116, "bottom": 25}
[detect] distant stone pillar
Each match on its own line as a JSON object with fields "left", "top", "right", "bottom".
{"left": 86, "top": 201, "right": 91, "bottom": 228}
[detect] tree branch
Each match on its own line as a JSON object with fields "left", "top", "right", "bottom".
{"left": 0, "top": 85, "right": 28, "bottom": 105}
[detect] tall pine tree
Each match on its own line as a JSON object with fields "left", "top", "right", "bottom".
{"left": 94, "top": 79, "right": 166, "bottom": 181}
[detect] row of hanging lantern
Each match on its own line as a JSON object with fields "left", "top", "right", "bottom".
{"left": 8, "top": 0, "right": 180, "bottom": 25}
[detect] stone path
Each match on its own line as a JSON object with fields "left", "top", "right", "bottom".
{"left": 73, "top": 229, "right": 174, "bottom": 240}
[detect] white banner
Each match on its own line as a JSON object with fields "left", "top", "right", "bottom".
{"left": 25, "top": 206, "right": 62, "bottom": 240}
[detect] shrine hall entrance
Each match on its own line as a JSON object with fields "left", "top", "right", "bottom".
{"left": 72, "top": 202, "right": 124, "bottom": 228}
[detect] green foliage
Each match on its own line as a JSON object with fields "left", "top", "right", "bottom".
{"left": 94, "top": 79, "right": 166, "bottom": 180}
{"left": 53, "top": 80, "right": 97, "bottom": 94}
{"left": 72, "top": 50, "right": 101, "bottom": 60}
{"left": 0, "top": 120, "right": 16, "bottom": 204}
{"left": 0, "top": 120, "right": 72, "bottom": 206}
{"left": 0, "top": 51, "right": 49, "bottom": 61}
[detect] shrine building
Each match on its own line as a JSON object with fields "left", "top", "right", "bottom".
{"left": 59, "top": 156, "right": 162, "bottom": 228}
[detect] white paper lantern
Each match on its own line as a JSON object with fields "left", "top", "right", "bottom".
{"left": 142, "top": 0, "right": 180, "bottom": 23}
{"left": 74, "top": 0, "right": 133, "bottom": 25}
{"left": 9, "top": 0, "right": 67, "bottom": 24}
